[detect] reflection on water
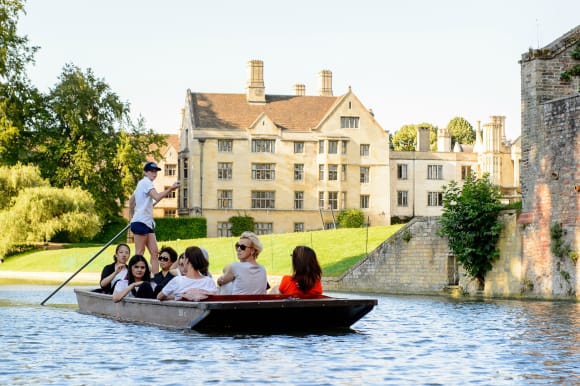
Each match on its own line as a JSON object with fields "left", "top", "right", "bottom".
{"left": 0, "top": 285, "right": 578, "bottom": 385}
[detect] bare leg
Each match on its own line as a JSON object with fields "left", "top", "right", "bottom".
{"left": 133, "top": 233, "right": 147, "bottom": 256}
{"left": 146, "top": 233, "right": 159, "bottom": 274}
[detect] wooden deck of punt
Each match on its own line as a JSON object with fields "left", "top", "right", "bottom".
{"left": 74, "top": 288, "right": 378, "bottom": 332}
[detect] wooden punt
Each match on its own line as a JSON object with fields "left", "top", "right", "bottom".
{"left": 74, "top": 288, "right": 377, "bottom": 332}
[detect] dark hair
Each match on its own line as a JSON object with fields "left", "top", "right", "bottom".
{"left": 291, "top": 246, "right": 322, "bottom": 292}
{"left": 113, "top": 243, "right": 130, "bottom": 263}
{"left": 127, "top": 255, "right": 151, "bottom": 284}
{"left": 184, "top": 246, "right": 210, "bottom": 276}
{"left": 159, "top": 246, "right": 178, "bottom": 263}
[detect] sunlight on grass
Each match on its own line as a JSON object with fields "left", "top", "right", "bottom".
{"left": 0, "top": 225, "right": 403, "bottom": 277}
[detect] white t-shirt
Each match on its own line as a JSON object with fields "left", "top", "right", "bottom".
{"left": 161, "top": 275, "right": 218, "bottom": 300}
{"left": 113, "top": 279, "right": 157, "bottom": 298}
{"left": 229, "top": 261, "right": 268, "bottom": 295}
{"left": 131, "top": 176, "right": 156, "bottom": 229}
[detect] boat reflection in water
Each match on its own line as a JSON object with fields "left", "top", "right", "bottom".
{"left": 74, "top": 288, "right": 378, "bottom": 332}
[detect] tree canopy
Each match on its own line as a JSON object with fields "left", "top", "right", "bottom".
{"left": 391, "top": 123, "right": 437, "bottom": 151}
{"left": 0, "top": 163, "right": 48, "bottom": 209}
{"left": 438, "top": 173, "right": 503, "bottom": 289}
{"left": 446, "top": 116, "right": 475, "bottom": 146}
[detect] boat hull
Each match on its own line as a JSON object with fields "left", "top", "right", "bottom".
{"left": 74, "top": 289, "right": 377, "bottom": 332}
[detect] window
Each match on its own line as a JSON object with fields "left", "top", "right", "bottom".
{"left": 360, "top": 167, "right": 370, "bottom": 183}
{"left": 461, "top": 165, "right": 472, "bottom": 180}
{"left": 182, "top": 187, "right": 188, "bottom": 208}
{"left": 294, "top": 223, "right": 304, "bottom": 232}
{"left": 360, "top": 144, "right": 370, "bottom": 156}
{"left": 251, "top": 139, "right": 275, "bottom": 153}
{"left": 251, "top": 191, "right": 275, "bottom": 209}
{"left": 319, "top": 192, "right": 324, "bottom": 208}
{"left": 252, "top": 163, "right": 275, "bottom": 180}
{"left": 341, "top": 164, "right": 347, "bottom": 181}
{"left": 319, "top": 164, "right": 325, "bottom": 181}
{"left": 397, "top": 191, "right": 408, "bottom": 207}
{"left": 294, "top": 141, "right": 304, "bottom": 153}
{"left": 428, "top": 191, "right": 443, "bottom": 206}
{"left": 165, "top": 164, "right": 176, "bottom": 176}
{"left": 328, "top": 191, "right": 338, "bottom": 210}
{"left": 218, "top": 162, "right": 232, "bottom": 180}
{"left": 360, "top": 195, "right": 370, "bottom": 209}
{"left": 217, "top": 190, "right": 232, "bottom": 209}
{"left": 328, "top": 140, "right": 338, "bottom": 154}
{"left": 294, "top": 191, "right": 304, "bottom": 210}
{"left": 164, "top": 186, "right": 177, "bottom": 199}
{"left": 328, "top": 164, "right": 338, "bottom": 181}
{"left": 294, "top": 164, "right": 304, "bottom": 181}
{"left": 182, "top": 158, "right": 188, "bottom": 179}
{"left": 254, "top": 223, "right": 273, "bottom": 235}
{"left": 427, "top": 165, "right": 443, "bottom": 180}
{"left": 318, "top": 140, "right": 325, "bottom": 153}
{"left": 164, "top": 209, "right": 176, "bottom": 217}
{"left": 397, "top": 164, "right": 408, "bottom": 180}
{"left": 218, "top": 139, "right": 233, "bottom": 152}
{"left": 340, "top": 116, "right": 360, "bottom": 128}
{"left": 341, "top": 192, "right": 347, "bottom": 209}
{"left": 217, "top": 222, "right": 232, "bottom": 237}
{"left": 341, "top": 140, "right": 348, "bottom": 154}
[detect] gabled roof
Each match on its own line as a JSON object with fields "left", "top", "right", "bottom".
{"left": 190, "top": 93, "right": 339, "bottom": 131}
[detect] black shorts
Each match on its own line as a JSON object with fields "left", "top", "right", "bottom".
{"left": 130, "top": 222, "right": 155, "bottom": 235}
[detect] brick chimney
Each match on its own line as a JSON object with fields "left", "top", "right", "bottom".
{"left": 294, "top": 84, "right": 306, "bottom": 96}
{"left": 416, "top": 126, "right": 431, "bottom": 152}
{"left": 437, "top": 127, "right": 451, "bottom": 152}
{"left": 318, "top": 70, "right": 333, "bottom": 96}
{"left": 246, "top": 59, "right": 266, "bottom": 103}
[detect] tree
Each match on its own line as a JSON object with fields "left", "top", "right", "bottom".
{"left": 34, "top": 64, "right": 165, "bottom": 223}
{"left": 446, "top": 116, "right": 475, "bottom": 146}
{"left": 0, "top": 186, "right": 101, "bottom": 257}
{"left": 391, "top": 123, "right": 437, "bottom": 151}
{"left": 438, "top": 173, "right": 503, "bottom": 289}
{"left": 0, "top": 163, "right": 48, "bottom": 209}
{"left": 337, "top": 209, "right": 365, "bottom": 228}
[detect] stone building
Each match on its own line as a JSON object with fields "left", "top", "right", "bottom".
{"left": 519, "top": 24, "right": 580, "bottom": 298}
{"left": 177, "top": 60, "right": 391, "bottom": 237}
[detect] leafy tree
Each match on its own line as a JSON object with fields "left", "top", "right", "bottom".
{"left": 446, "top": 116, "right": 475, "bottom": 146}
{"left": 337, "top": 209, "right": 365, "bottom": 228}
{"left": 229, "top": 214, "right": 254, "bottom": 236}
{"left": 438, "top": 173, "right": 503, "bottom": 289}
{"left": 0, "top": 186, "right": 101, "bottom": 257}
{"left": 34, "top": 64, "right": 165, "bottom": 223}
{"left": 391, "top": 123, "right": 437, "bottom": 151}
{"left": 0, "top": 163, "right": 48, "bottom": 209}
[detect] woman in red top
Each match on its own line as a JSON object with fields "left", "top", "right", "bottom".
{"left": 277, "top": 246, "right": 323, "bottom": 296}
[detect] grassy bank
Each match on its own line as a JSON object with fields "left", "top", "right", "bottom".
{"left": 0, "top": 225, "right": 403, "bottom": 278}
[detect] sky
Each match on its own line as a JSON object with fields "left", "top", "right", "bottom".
{"left": 16, "top": 0, "right": 580, "bottom": 140}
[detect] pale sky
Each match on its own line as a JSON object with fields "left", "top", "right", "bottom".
{"left": 17, "top": 0, "right": 580, "bottom": 140}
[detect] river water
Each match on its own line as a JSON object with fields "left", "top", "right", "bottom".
{"left": 0, "top": 285, "right": 578, "bottom": 386}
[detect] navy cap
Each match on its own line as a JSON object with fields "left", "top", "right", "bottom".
{"left": 144, "top": 162, "right": 161, "bottom": 172}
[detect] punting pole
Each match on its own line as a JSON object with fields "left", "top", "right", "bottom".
{"left": 40, "top": 223, "right": 130, "bottom": 306}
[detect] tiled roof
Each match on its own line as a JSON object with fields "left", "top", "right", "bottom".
{"left": 191, "top": 93, "right": 339, "bottom": 131}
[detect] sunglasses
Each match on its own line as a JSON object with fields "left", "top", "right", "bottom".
{"left": 159, "top": 256, "right": 170, "bottom": 262}
{"left": 235, "top": 243, "right": 250, "bottom": 251}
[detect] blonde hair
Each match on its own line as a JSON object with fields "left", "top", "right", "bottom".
{"left": 240, "top": 231, "right": 263, "bottom": 257}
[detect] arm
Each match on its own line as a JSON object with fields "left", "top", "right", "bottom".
{"left": 113, "top": 281, "right": 143, "bottom": 303}
{"left": 100, "top": 263, "right": 125, "bottom": 288}
{"left": 217, "top": 264, "right": 235, "bottom": 287}
{"left": 147, "top": 181, "right": 180, "bottom": 202}
{"left": 128, "top": 193, "right": 136, "bottom": 219}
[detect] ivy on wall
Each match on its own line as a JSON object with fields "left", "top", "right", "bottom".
{"left": 560, "top": 43, "right": 580, "bottom": 86}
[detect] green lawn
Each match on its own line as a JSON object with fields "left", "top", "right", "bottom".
{"left": 0, "top": 225, "right": 403, "bottom": 277}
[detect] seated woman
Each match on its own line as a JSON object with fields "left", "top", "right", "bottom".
{"left": 153, "top": 246, "right": 178, "bottom": 296}
{"left": 216, "top": 231, "right": 268, "bottom": 295}
{"left": 113, "top": 255, "right": 156, "bottom": 302}
{"left": 271, "top": 246, "right": 322, "bottom": 296}
{"left": 99, "top": 243, "right": 130, "bottom": 294}
{"left": 157, "top": 246, "right": 217, "bottom": 301}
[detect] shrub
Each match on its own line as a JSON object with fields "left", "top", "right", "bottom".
{"left": 229, "top": 214, "right": 254, "bottom": 236}
{"left": 337, "top": 209, "right": 365, "bottom": 228}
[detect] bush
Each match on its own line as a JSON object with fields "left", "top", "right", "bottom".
{"left": 155, "top": 217, "right": 207, "bottom": 241}
{"left": 337, "top": 209, "right": 365, "bottom": 228}
{"left": 229, "top": 215, "right": 254, "bottom": 236}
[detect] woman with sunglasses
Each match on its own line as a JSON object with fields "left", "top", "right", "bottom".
{"left": 152, "top": 246, "right": 178, "bottom": 296}
{"left": 113, "top": 255, "right": 156, "bottom": 302}
{"left": 272, "top": 246, "right": 323, "bottom": 296}
{"left": 217, "top": 231, "right": 268, "bottom": 294}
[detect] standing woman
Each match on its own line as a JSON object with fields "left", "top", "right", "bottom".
{"left": 113, "top": 255, "right": 156, "bottom": 302}
{"left": 275, "top": 246, "right": 323, "bottom": 296}
{"left": 99, "top": 243, "right": 130, "bottom": 294}
{"left": 129, "top": 162, "right": 180, "bottom": 274}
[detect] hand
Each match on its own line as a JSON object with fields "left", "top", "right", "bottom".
{"left": 181, "top": 288, "right": 210, "bottom": 301}
{"left": 132, "top": 281, "right": 144, "bottom": 288}
{"left": 114, "top": 263, "right": 126, "bottom": 273}
{"left": 172, "top": 181, "right": 181, "bottom": 190}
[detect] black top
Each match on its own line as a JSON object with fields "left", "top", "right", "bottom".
{"left": 99, "top": 262, "right": 126, "bottom": 294}
{"left": 152, "top": 271, "right": 175, "bottom": 296}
